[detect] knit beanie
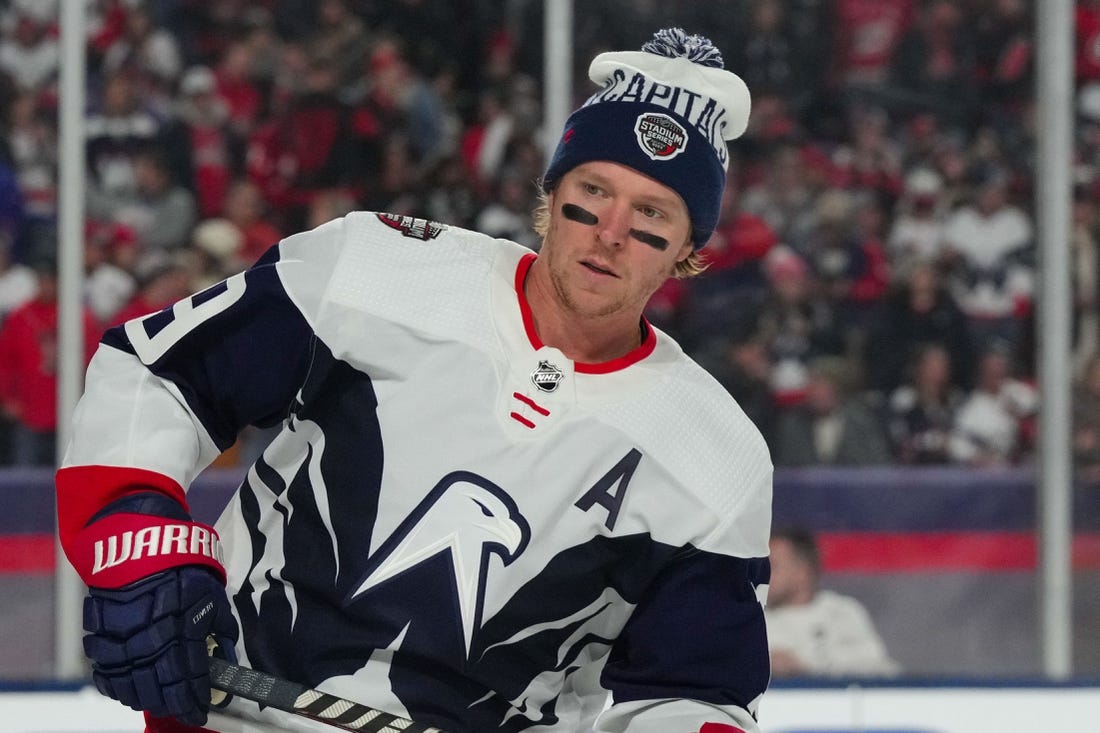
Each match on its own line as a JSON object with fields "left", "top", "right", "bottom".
{"left": 542, "top": 28, "right": 751, "bottom": 248}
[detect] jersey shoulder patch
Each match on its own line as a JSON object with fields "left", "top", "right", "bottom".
{"left": 374, "top": 213, "right": 446, "bottom": 241}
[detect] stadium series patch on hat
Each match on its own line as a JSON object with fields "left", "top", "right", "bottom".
{"left": 542, "top": 28, "right": 752, "bottom": 248}
{"left": 634, "top": 113, "right": 688, "bottom": 160}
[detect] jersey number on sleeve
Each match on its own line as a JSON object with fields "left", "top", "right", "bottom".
{"left": 125, "top": 274, "right": 248, "bottom": 363}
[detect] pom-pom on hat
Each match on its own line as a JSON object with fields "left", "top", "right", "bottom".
{"left": 542, "top": 28, "right": 751, "bottom": 248}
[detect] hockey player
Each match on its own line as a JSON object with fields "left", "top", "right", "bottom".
{"left": 57, "top": 28, "right": 772, "bottom": 733}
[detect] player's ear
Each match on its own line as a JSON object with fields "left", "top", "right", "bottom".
{"left": 674, "top": 237, "right": 694, "bottom": 264}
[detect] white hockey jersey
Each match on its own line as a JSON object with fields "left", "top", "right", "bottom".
{"left": 62, "top": 212, "right": 773, "bottom": 733}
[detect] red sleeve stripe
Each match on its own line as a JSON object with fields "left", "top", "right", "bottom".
{"left": 56, "top": 464, "right": 189, "bottom": 555}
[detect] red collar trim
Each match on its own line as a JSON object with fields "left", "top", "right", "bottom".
{"left": 514, "top": 252, "right": 657, "bottom": 374}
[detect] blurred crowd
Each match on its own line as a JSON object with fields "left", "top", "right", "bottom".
{"left": 1, "top": 0, "right": 1100, "bottom": 476}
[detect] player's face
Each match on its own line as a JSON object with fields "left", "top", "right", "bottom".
{"left": 540, "top": 161, "right": 694, "bottom": 321}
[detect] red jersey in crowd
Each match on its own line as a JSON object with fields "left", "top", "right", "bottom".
{"left": 188, "top": 124, "right": 232, "bottom": 218}
{"left": 706, "top": 212, "right": 779, "bottom": 273}
{"left": 1077, "top": 3, "right": 1100, "bottom": 82}
{"left": 237, "top": 219, "right": 283, "bottom": 265}
{"left": 833, "top": 0, "right": 915, "bottom": 85}
{"left": 0, "top": 299, "right": 99, "bottom": 431}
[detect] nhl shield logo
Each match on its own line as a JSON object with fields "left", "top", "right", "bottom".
{"left": 531, "top": 360, "right": 564, "bottom": 393}
{"left": 634, "top": 113, "right": 688, "bottom": 161}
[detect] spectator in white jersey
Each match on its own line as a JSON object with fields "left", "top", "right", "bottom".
{"left": 56, "top": 28, "right": 773, "bottom": 733}
{"left": 948, "top": 342, "right": 1038, "bottom": 466}
{"left": 766, "top": 526, "right": 900, "bottom": 678}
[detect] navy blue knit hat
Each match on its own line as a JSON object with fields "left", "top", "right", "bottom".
{"left": 543, "top": 28, "right": 751, "bottom": 248}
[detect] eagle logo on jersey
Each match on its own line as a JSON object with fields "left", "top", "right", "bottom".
{"left": 634, "top": 112, "right": 688, "bottom": 161}
{"left": 530, "top": 360, "right": 564, "bottom": 393}
{"left": 349, "top": 471, "right": 531, "bottom": 657}
{"left": 375, "top": 213, "right": 445, "bottom": 240}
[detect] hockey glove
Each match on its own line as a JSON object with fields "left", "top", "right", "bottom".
{"left": 60, "top": 484, "right": 238, "bottom": 726}
{"left": 84, "top": 564, "right": 238, "bottom": 725}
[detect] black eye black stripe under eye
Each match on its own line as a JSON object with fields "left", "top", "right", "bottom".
{"left": 629, "top": 229, "right": 669, "bottom": 251}
{"left": 562, "top": 203, "right": 599, "bottom": 225}
{"left": 562, "top": 201, "right": 670, "bottom": 250}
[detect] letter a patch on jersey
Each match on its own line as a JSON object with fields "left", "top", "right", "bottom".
{"left": 574, "top": 449, "right": 642, "bottom": 531}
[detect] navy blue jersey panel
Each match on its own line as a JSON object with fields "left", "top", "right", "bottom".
{"left": 100, "top": 259, "right": 313, "bottom": 450}
{"left": 232, "top": 341, "right": 389, "bottom": 695}
{"left": 600, "top": 549, "right": 770, "bottom": 711}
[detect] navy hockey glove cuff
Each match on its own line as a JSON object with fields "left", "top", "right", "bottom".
{"left": 83, "top": 564, "right": 239, "bottom": 726}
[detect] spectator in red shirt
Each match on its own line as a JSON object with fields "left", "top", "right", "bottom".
{"left": 0, "top": 227, "right": 36, "bottom": 323}
{"left": 831, "top": 0, "right": 916, "bottom": 88}
{"left": 706, "top": 172, "right": 781, "bottom": 274}
{"left": 0, "top": 257, "right": 100, "bottom": 465}
{"left": 1077, "top": 0, "right": 1100, "bottom": 84}
{"left": 215, "top": 41, "right": 264, "bottom": 141}
{"left": 849, "top": 196, "right": 893, "bottom": 311}
{"left": 798, "top": 189, "right": 889, "bottom": 355}
{"left": 223, "top": 178, "right": 283, "bottom": 266}
{"left": 670, "top": 173, "right": 779, "bottom": 352}
{"left": 245, "top": 53, "right": 380, "bottom": 231}
{"left": 163, "top": 66, "right": 234, "bottom": 218}
{"left": 108, "top": 253, "right": 193, "bottom": 329}
{"left": 830, "top": 106, "right": 904, "bottom": 199}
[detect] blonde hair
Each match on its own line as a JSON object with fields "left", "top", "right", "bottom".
{"left": 531, "top": 190, "right": 707, "bottom": 278}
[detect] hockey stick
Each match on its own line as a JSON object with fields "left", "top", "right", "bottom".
{"left": 207, "top": 656, "right": 446, "bottom": 733}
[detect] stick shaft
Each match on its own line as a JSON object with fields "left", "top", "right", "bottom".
{"left": 208, "top": 657, "right": 445, "bottom": 733}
